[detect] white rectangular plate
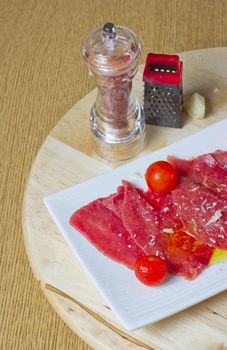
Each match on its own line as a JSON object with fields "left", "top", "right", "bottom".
{"left": 44, "top": 119, "right": 227, "bottom": 331}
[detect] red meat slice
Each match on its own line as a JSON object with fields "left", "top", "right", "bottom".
{"left": 139, "top": 188, "right": 213, "bottom": 279}
{"left": 102, "top": 186, "right": 176, "bottom": 255}
{"left": 212, "top": 150, "right": 227, "bottom": 169}
{"left": 121, "top": 181, "right": 165, "bottom": 258}
{"left": 138, "top": 189, "right": 181, "bottom": 230}
{"left": 163, "top": 229, "right": 214, "bottom": 279}
{"left": 172, "top": 180, "right": 227, "bottom": 248}
{"left": 137, "top": 188, "right": 172, "bottom": 210}
{"left": 70, "top": 199, "right": 145, "bottom": 269}
{"left": 101, "top": 190, "right": 124, "bottom": 219}
{"left": 168, "top": 153, "right": 227, "bottom": 197}
{"left": 167, "top": 156, "right": 192, "bottom": 177}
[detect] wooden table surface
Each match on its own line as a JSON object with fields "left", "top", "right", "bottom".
{"left": 1, "top": 1, "right": 227, "bottom": 349}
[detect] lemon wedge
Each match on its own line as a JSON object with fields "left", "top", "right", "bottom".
{"left": 210, "top": 248, "right": 227, "bottom": 264}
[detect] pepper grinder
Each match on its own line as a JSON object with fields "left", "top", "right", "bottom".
{"left": 82, "top": 23, "right": 146, "bottom": 161}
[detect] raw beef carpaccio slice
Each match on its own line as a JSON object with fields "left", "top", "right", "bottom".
{"left": 121, "top": 181, "right": 165, "bottom": 258}
{"left": 168, "top": 153, "right": 227, "bottom": 197}
{"left": 137, "top": 188, "right": 172, "bottom": 210}
{"left": 70, "top": 199, "right": 145, "bottom": 269}
{"left": 138, "top": 188, "right": 213, "bottom": 279}
{"left": 163, "top": 229, "right": 214, "bottom": 279}
{"left": 138, "top": 189, "right": 181, "bottom": 230}
{"left": 100, "top": 190, "right": 124, "bottom": 219}
{"left": 212, "top": 150, "right": 227, "bottom": 169}
{"left": 172, "top": 180, "right": 227, "bottom": 249}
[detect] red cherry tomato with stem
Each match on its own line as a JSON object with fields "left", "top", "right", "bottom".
{"left": 145, "top": 161, "right": 177, "bottom": 195}
{"left": 135, "top": 256, "right": 168, "bottom": 286}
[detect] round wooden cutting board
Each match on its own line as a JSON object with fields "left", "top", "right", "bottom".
{"left": 23, "top": 48, "right": 227, "bottom": 350}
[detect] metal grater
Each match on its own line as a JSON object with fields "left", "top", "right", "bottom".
{"left": 143, "top": 53, "right": 183, "bottom": 128}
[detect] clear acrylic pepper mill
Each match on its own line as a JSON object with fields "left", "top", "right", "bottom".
{"left": 82, "top": 22, "right": 146, "bottom": 161}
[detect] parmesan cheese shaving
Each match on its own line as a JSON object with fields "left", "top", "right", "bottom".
{"left": 163, "top": 228, "right": 174, "bottom": 234}
{"left": 206, "top": 210, "right": 222, "bottom": 226}
{"left": 185, "top": 92, "right": 206, "bottom": 120}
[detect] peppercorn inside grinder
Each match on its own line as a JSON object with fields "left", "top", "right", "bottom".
{"left": 82, "top": 23, "right": 146, "bottom": 161}
{"left": 143, "top": 53, "right": 183, "bottom": 128}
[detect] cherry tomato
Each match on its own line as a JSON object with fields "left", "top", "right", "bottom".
{"left": 145, "top": 160, "right": 177, "bottom": 194}
{"left": 135, "top": 256, "right": 168, "bottom": 286}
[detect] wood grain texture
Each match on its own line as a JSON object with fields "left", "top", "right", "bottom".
{"left": 1, "top": 0, "right": 227, "bottom": 349}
